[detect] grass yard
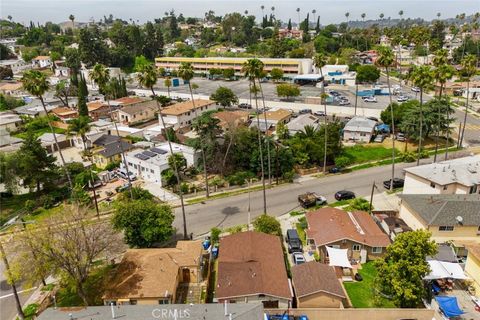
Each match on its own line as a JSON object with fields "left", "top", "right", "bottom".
{"left": 343, "top": 262, "right": 395, "bottom": 308}
{"left": 342, "top": 145, "right": 396, "bottom": 164}
{"left": 13, "top": 127, "right": 66, "bottom": 139}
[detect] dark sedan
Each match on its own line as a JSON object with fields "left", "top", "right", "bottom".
{"left": 383, "top": 178, "right": 405, "bottom": 189}
{"left": 334, "top": 190, "right": 356, "bottom": 201}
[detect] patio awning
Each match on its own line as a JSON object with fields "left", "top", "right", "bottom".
{"left": 424, "top": 260, "right": 468, "bottom": 280}
{"left": 326, "top": 246, "right": 352, "bottom": 268}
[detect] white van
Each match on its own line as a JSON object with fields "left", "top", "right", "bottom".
{"left": 116, "top": 168, "right": 137, "bottom": 181}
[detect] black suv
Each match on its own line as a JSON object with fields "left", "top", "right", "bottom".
{"left": 334, "top": 190, "right": 356, "bottom": 201}
{"left": 286, "top": 229, "right": 303, "bottom": 253}
{"left": 383, "top": 178, "right": 405, "bottom": 189}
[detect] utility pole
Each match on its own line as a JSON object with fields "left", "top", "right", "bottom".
{"left": 369, "top": 181, "right": 376, "bottom": 214}
{"left": 247, "top": 179, "right": 251, "bottom": 229}
{"left": 0, "top": 240, "right": 25, "bottom": 319}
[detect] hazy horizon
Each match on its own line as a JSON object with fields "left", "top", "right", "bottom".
{"left": 1, "top": 0, "right": 479, "bottom": 26}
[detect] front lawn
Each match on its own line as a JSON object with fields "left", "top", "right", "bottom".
{"left": 342, "top": 145, "right": 396, "bottom": 165}
{"left": 343, "top": 262, "right": 395, "bottom": 308}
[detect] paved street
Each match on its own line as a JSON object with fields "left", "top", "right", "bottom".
{"left": 173, "top": 160, "right": 422, "bottom": 237}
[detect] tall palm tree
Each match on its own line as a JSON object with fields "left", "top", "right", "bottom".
{"left": 21, "top": 70, "right": 73, "bottom": 190}
{"left": 296, "top": 8, "right": 301, "bottom": 28}
{"left": 261, "top": 5, "right": 265, "bottom": 17}
{"left": 458, "top": 54, "right": 476, "bottom": 148}
{"left": 89, "top": 64, "right": 133, "bottom": 197}
{"left": 375, "top": 46, "right": 396, "bottom": 190}
{"left": 137, "top": 64, "right": 188, "bottom": 239}
{"left": 67, "top": 116, "right": 99, "bottom": 216}
{"left": 313, "top": 53, "right": 328, "bottom": 174}
{"left": 258, "top": 77, "right": 272, "bottom": 185}
{"left": 437, "top": 12, "right": 441, "bottom": 20}
{"left": 312, "top": 10, "right": 317, "bottom": 25}
{"left": 410, "top": 65, "right": 434, "bottom": 165}
{"left": 178, "top": 62, "right": 210, "bottom": 197}
{"left": 244, "top": 10, "right": 249, "bottom": 16}
{"left": 432, "top": 49, "right": 454, "bottom": 161}
{"left": 242, "top": 58, "right": 267, "bottom": 214}
{"left": 344, "top": 12, "right": 350, "bottom": 45}
{"left": 361, "top": 13, "right": 367, "bottom": 49}
{"left": 69, "top": 14, "right": 75, "bottom": 30}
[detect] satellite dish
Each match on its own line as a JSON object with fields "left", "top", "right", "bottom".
{"left": 455, "top": 216, "right": 463, "bottom": 224}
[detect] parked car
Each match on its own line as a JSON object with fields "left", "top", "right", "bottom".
{"left": 314, "top": 110, "right": 326, "bottom": 117}
{"left": 383, "top": 178, "right": 405, "bottom": 189}
{"left": 334, "top": 190, "right": 356, "bottom": 201}
{"left": 395, "top": 132, "right": 406, "bottom": 142}
{"left": 299, "top": 109, "right": 312, "bottom": 114}
{"left": 397, "top": 95, "right": 409, "bottom": 102}
{"left": 374, "top": 134, "right": 385, "bottom": 142}
{"left": 116, "top": 168, "right": 137, "bottom": 181}
{"left": 362, "top": 95, "right": 374, "bottom": 100}
{"left": 286, "top": 229, "right": 303, "bottom": 254}
{"left": 238, "top": 103, "right": 252, "bottom": 109}
{"left": 339, "top": 100, "right": 350, "bottom": 106}
{"left": 364, "top": 96, "right": 377, "bottom": 103}
{"left": 411, "top": 86, "right": 420, "bottom": 92}
{"left": 329, "top": 167, "right": 341, "bottom": 174}
{"left": 298, "top": 192, "right": 327, "bottom": 208}
{"left": 115, "top": 182, "right": 131, "bottom": 193}
{"left": 329, "top": 90, "right": 340, "bottom": 96}
{"left": 292, "top": 252, "right": 306, "bottom": 265}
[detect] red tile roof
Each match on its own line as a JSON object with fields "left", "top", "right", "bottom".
{"left": 217, "top": 231, "right": 291, "bottom": 300}
{"left": 306, "top": 207, "right": 390, "bottom": 248}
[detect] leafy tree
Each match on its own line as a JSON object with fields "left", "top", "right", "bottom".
{"left": 78, "top": 26, "right": 110, "bottom": 67}
{"left": 54, "top": 80, "right": 71, "bottom": 107}
{"left": 356, "top": 65, "right": 380, "bottom": 83}
{"left": 0, "top": 152, "right": 19, "bottom": 193}
{"left": 270, "top": 68, "right": 284, "bottom": 82}
{"left": 161, "top": 168, "right": 177, "bottom": 187}
{"left": 142, "top": 22, "right": 164, "bottom": 60}
{"left": 77, "top": 74, "right": 89, "bottom": 117}
{"left": 374, "top": 230, "right": 437, "bottom": 308}
{"left": 209, "top": 86, "right": 238, "bottom": 108}
{"left": 276, "top": 83, "right": 300, "bottom": 100}
{"left": 168, "top": 153, "right": 187, "bottom": 173}
{"left": 222, "top": 68, "right": 235, "bottom": 80}
{"left": 210, "top": 227, "right": 221, "bottom": 243}
{"left": 117, "top": 186, "right": 154, "bottom": 201}
{"left": 275, "top": 122, "right": 289, "bottom": 140}
{"left": 0, "top": 94, "right": 25, "bottom": 111}
{"left": 70, "top": 184, "right": 92, "bottom": 207}
{"left": 113, "top": 200, "right": 175, "bottom": 248}
{"left": 253, "top": 214, "right": 281, "bottom": 236}
{"left": 380, "top": 100, "right": 418, "bottom": 128}
{"left": 133, "top": 55, "right": 150, "bottom": 72}
{"left": 0, "top": 44, "right": 16, "bottom": 59}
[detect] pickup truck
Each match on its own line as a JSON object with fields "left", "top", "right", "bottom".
{"left": 298, "top": 192, "right": 327, "bottom": 208}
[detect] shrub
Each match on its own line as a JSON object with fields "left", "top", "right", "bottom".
{"left": 313, "top": 251, "right": 320, "bottom": 261}
{"left": 335, "top": 155, "right": 353, "bottom": 168}
{"left": 105, "top": 160, "right": 121, "bottom": 171}
{"left": 39, "top": 194, "right": 55, "bottom": 209}
{"left": 297, "top": 216, "right": 308, "bottom": 230}
{"left": 180, "top": 183, "right": 189, "bottom": 194}
{"left": 22, "top": 303, "right": 39, "bottom": 320}
{"left": 283, "top": 170, "right": 295, "bottom": 182}
{"left": 345, "top": 198, "right": 371, "bottom": 211}
{"left": 24, "top": 200, "right": 36, "bottom": 212}
{"left": 225, "top": 225, "right": 244, "bottom": 234}
{"left": 253, "top": 215, "right": 282, "bottom": 236}
{"left": 400, "top": 151, "right": 416, "bottom": 162}
{"left": 226, "top": 171, "right": 254, "bottom": 186}
{"left": 210, "top": 227, "right": 221, "bottom": 243}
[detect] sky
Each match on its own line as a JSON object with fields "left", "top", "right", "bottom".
{"left": 1, "top": 0, "right": 479, "bottom": 25}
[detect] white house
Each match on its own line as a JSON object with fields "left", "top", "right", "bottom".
{"left": 31, "top": 56, "right": 52, "bottom": 69}
{"left": 403, "top": 155, "right": 480, "bottom": 195}
{"left": 343, "top": 117, "right": 376, "bottom": 143}
{"left": 0, "top": 112, "right": 22, "bottom": 132}
{"left": 319, "top": 65, "right": 356, "bottom": 86}
{"left": 160, "top": 99, "right": 218, "bottom": 130}
{"left": 54, "top": 66, "right": 70, "bottom": 77}
{"left": 124, "top": 142, "right": 199, "bottom": 184}
{"left": 0, "top": 59, "right": 30, "bottom": 74}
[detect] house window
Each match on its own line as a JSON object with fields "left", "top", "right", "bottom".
{"left": 372, "top": 247, "right": 382, "bottom": 254}
{"left": 443, "top": 185, "right": 448, "bottom": 190}
{"left": 430, "top": 182, "right": 436, "bottom": 188}
{"left": 150, "top": 169, "right": 154, "bottom": 173}
{"left": 129, "top": 300, "right": 137, "bottom": 305}
{"left": 470, "top": 185, "right": 478, "bottom": 194}
{"left": 477, "top": 226, "right": 480, "bottom": 235}
{"left": 360, "top": 132, "right": 366, "bottom": 137}
{"left": 438, "top": 226, "right": 454, "bottom": 231}
{"left": 352, "top": 244, "right": 361, "bottom": 251}
{"left": 158, "top": 299, "right": 169, "bottom": 305}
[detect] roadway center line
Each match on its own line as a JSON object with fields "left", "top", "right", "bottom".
{"left": 0, "top": 287, "right": 37, "bottom": 300}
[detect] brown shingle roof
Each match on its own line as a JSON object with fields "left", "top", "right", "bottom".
{"left": 103, "top": 241, "right": 202, "bottom": 300}
{"left": 214, "top": 110, "right": 250, "bottom": 128}
{"left": 118, "top": 100, "right": 157, "bottom": 116}
{"left": 216, "top": 231, "right": 291, "bottom": 300}
{"left": 112, "top": 96, "right": 145, "bottom": 105}
{"left": 291, "top": 262, "right": 346, "bottom": 299}
{"left": 306, "top": 208, "right": 390, "bottom": 248}
{"left": 51, "top": 107, "right": 77, "bottom": 117}
{"left": 256, "top": 109, "right": 292, "bottom": 122}
{"left": 87, "top": 101, "right": 108, "bottom": 112}
{"left": 161, "top": 99, "right": 215, "bottom": 116}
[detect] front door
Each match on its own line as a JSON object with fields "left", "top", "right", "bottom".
{"left": 182, "top": 268, "right": 190, "bottom": 282}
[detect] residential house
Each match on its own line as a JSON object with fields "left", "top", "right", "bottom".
{"left": 54, "top": 66, "right": 70, "bottom": 77}
{"left": 14, "top": 104, "right": 56, "bottom": 118}
{"left": 403, "top": 155, "right": 480, "bottom": 195}
{"left": 110, "top": 96, "right": 145, "bottom": 107}
{"left": 343, "top": 117, "right": 376, "bottom": 143}
{"left": 305, "top": 207, "right": 391, "bottom": 263}
{"left": 286, "top": 114, "right": 320, "bottom": 136}
{"left": 124, "top": 142, "right": 198, "bottom": 184}
{"left": 435, "top": 81, "right": 480, "bottom": 97}
{"left": 37, "top": 304, "right": 265, "bottom": 320}
{"left": 464, "top": 243, "right": 480, "bottom": 294}
{"left": 91, "top": 134, "right": 134, "bottom": 169}
{"left": 0, "top": 128, "right": 22, "bottom": 151}
{"left": 38, "top": 132, "right": 72, "bottom": 153}
{"left": 375, "top": 214, "right": 412, "bottom": 241}
{"left": 0, "top": 60, "right": 30, "bottom": 74}
{"left": 278, "top": 28, "right": 303, "bottom": 40}
{"left": 398, "top": 194, "right": 480, "bottom": 243}
{"left": 0, "top": 82, "right": 23, "bottom": 96}
{"left": 103, "top": 241, "right": 205, "bottom": 305}
{"left": 160, "top": 99, "right": 218, "bottom": 130}
{"left": 0, "top": 112, "right": 22, "bottom": 132}
{"left": 113, "top": 100, "right": 157, "bottom": 125}
{"left": 216, "top": 231, "right": 292, "bottom": 308}
{"left": 251, "top": 109, "right": 293, "bottom": 134}
{"left": 87, "top": 101, "right": 110, "bottom": 121}
{"left": 214, "top": 110, "right": 250, "bottom": 132}
{"left": 50, "top": 107, "right": 78, "bottom": 121}
{"left": 291, "top": 262, "right": 346, "bottom": 308}
{"left": 31, "top": 56, "right": 52, "bottom": 69}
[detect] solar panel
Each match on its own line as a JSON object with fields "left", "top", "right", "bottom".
{"left": 151, "top": 147, "right": 168, "bottom": 155}
{"left": 143, "top": 150, "right": 157, "bottom": 157}
{"left": 134, "top": 153, "right": 150, "bottom": 160}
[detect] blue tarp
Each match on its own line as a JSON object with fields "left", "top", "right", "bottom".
{"left": 435, "top": 296, "right": 465, "bottom": 318}
{"left": 376, "top": 124, "right": 390, "bottom": 133}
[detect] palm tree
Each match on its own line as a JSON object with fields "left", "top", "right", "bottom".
{"left": 69, "top": 14, "right": 75, "bottom": 29}
{"left": 257, "top": 77, "right": 272, "bottom": 185}
{"left": 313, "top": 53, "right": 328, "bottom": 174}
{"left": 164, "top": 77, "right": 172, "bottom": 97}
{"left": 178, "top": 62, "right": 210, "bottom": 197}
{"left": 21, "top": 70, "right": 73, "bottom": 190}
{"left": 375, "top": 46, "right": 396, "bottom": 190}
{"left": 296, "top": 8, "right": 301, "bottom": 28}
{"left": 458, "top": 54, "right": 476, "bottom": 148}
{"left": 432, "top": 49, "right": 454, "bottom": 161}
{"left": 137, "top": 64, "right": 188, "bottom": 239}
{"left": 312, "top": 10, "right": 317, "bottom": 25}
{"left": 89, "top": 64, "right": 133, "bottom": 197}
{"left": 68, "top": 116, "right": 99, "bottom": 216}
{"left": 437, "top": 12, "right": 441, "bottom": 20}
{"left": 410, "top": 65, "right": 434, "bottom": 165}
{"left": 261, "top": 5, "right": 265, "bottom": 17}
{"left": 244, "top": 10, "right": 249, "bottom": 16}
{"left": 242, "top": 58, "right": 267, "bottom": 214}
{"left": 361, "top": 13, "right": 367, "bottom": 49}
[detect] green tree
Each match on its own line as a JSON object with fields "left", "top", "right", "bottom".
{"left": 222, "top": 68, "right": 235, "bottom": 80}
{"left": 164, "top": 77, "right": 172, "bottom": 97}
{"left": 133, "top": 55, "right": 150, "bottom": 72}
{"left": 209, "top": 86, "right": 238, "bottom": 108}
{"left": 77, "top": 74, "right": 88, "bottom": 117}
{"left": 78, "top": 26, "right": 110, "bottom": 67}
{"left": 276, "top": 83, "right": 300, "bottom": 100}
{"left": 374, "top": 230, "right": 437, "bottom": 308}
{"left": 270, "top": 67, "right": 284, "bottom": 82}
{"left": 356, "top": 65, "right": 380, "bottom": 83}
{"left": 21, "top": 70, "right": 73, "bottom": 190}
{"left": 380, "top": 100, "right": 418, "bottom": 128}
{"left": 458, "top": 54, "right": 477, "bottom": 148}
{"left": 112, "top": 200, "right": 175, "bottom": 248}
{"left": 54, "top": 80, "right": 71, "bottom": 107}
{"left": 253, "top": 214, "right": 281, "bottom": 236}
{"left": 168, "top": 153, "right": 187, "bottom": 174}
{"left": 0, "top": 94, "right": 25, "bottom": 111}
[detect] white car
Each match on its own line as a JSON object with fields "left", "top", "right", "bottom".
{"left": 339, "top": 100, "right": 350, "bottom": 106}
{"left": 116, "top": 168, "right": 137, "bottom": 181}
{"left": 411, "top": 86, "right": 420, "bottom": 93}
{"left": 364, "top": 96, "right": 377, "bottom": 103}
{"left": 314, "top": 110, "right": 326, "bottom": 117}
{"left": 292, "top": 253, "right": 306, "bottom": 265}
{"left": 397, "top": 95, "right": 409, "bottom": 102}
